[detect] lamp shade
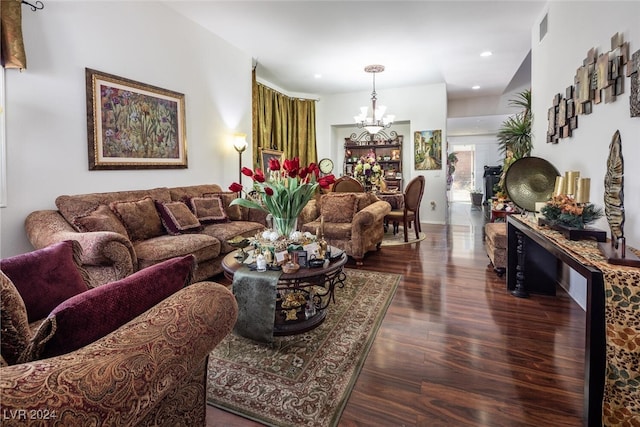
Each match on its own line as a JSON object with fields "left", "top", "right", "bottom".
{"left": 233, "top": 133, "right": 248, "bottom": 152}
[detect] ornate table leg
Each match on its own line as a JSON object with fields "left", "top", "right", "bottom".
{"left": 511, "top": 230, "right": 529, "bottom": 298}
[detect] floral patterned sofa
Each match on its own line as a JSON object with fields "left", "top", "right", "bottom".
{"left": 299, "top": 192, "right": 391, "bottom": 265}
{"left": 25, "top": 184, "right": 267, "bottom": 286}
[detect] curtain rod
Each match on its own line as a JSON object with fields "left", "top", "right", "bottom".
{"left": 22, "top": 1, "right": 44, "bottom": 12}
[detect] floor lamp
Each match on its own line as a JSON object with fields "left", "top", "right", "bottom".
{"left": 233, "top": 133, "right": 248, "bottom": 186}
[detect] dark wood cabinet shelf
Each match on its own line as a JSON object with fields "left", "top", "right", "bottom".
{"left": 344, "top": 136, "right": 403, "bottom": 191}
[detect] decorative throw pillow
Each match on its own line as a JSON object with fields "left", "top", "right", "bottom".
{"left": 202, "top": 192, "right": 243, "bottom": 221}
{"left": 0, "top": 271, "right": 32, "bottom": 365}
{"left": 0, "top": 240, "right": 91, "bottom": 323}
{"left": 320, "top": 193, "right": 358, "bottom": 223}
{"left": 190, "top": 196, "right": 229, "bottom": 224}
{"left": 73, "top": 204, "right": 129, "bottom": 237}
{"left": 110, "top": 196, "right": 164, "bottom": 241}
{"left": 26, "top": 255, "right": 196, "bottom": 360}
{"left": 155, "top": 200, "right": 202, "bottom": 235}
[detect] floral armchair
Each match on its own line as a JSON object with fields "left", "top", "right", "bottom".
{"left": 299, "top": 192, "right": 391, "bottom": 265}
{"left": 1, "top": 241, "right": 238, "bottom": 426}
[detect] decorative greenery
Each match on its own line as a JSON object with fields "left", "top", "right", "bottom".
{"left": 495, "top": 89, "right": 532, "bottom": 197}
{"left": 446, "top": 152, "right": 458, "bottom": 187}
{"left": 497, "top": 89, "right": 532, "bottom": 159}
{"left": 229, "top": 158, "right": 335, "bottom": 236}
{"left": 541, "top": 194, "right": 603, "bottom": 229}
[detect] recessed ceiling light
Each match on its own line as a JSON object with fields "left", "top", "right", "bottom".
{"left": 314, "top": 73, "right": 322, "bottom": 79}
{"left": 472, "top": 85, "right": 480, "bottom": 90}
{"left": 480, "top": 51, "right": 492, "bottom": 57}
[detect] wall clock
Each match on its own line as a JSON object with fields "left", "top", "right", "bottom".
{"left": 319, "top": 158, "right": 334, "bottom": 174}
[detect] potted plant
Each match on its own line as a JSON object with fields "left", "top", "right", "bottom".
{"left": 495, "top": 89, "right": 532, "bottom": 197}
{"left": 446, "top": 152, "right": 458, "bottom": 190}
{"left": 470, "top": 188, "right": 484, "bottom": 206}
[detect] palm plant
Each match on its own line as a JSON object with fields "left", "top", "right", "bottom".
{"left": 497, "top": 89, "right": 532, "bottom": 159}
{"left": 495, "top": 89, "right": 532, "bottom": 197}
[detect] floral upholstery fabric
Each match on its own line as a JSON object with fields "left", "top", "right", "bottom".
{"left": 0, "top": 281, "right": 238, "bottom": 426}
{"left": 190, "top": 196, "right": 229, "bottom": 223}
{"left": 200, "top": 220, "right": 267, "bottom": 254}
{"left": 26, "top": 185, "right": 267, "bottom": 284}
{"left": 0, "top": 271, "right": 32, "bottom": 366}
{"left": 134, "top": 234, "right": 220, "bottom": 272}
{"left": 110, "top": 197, "right": 164, "bottom": 242}
{"left": 73, "top": 204, "right": 129, "bottom": 237}
{"left": 484, "top": 222, "right": 507, "bottom": 270}
{"left": 56, "top": 187, "right": 172, "bottom": 228}
{"left": 25, "top": 210, "right": 137, "bottom": 287}
{"left": 155, "top": 200, "right": 202, "bottom": 235}
{"left": 301, "top": 193, "right": 391, "bottom": 264}
{"left": 320, "top": 193, "right": 358, "bottom": 223}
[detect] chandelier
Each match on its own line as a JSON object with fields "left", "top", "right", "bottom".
{"left": 354, "top": 64, "right": 395, "bottom": 135}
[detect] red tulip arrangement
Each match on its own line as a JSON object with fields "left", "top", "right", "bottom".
{"left": 229, "top": 157, "right": 335, "bottom": 236}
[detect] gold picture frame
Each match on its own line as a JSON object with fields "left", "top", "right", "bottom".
{"left": 260, "top": 148, "right": 283, "bottom": 172}
{"left": 86, "top": 68, "right": 187, "bottom": 170}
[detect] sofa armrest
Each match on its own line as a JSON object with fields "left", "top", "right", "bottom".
{"left": 349, "top": 201, "right": 391, "bottom": 261}
{"left": 352, "top": 200, "right": 392, "bottom": 231}
{"left": 25, "top": 210, "right": 137, "bottom": 277}
{"left": 0, "top": 281, "right": 238, "bottom": 426}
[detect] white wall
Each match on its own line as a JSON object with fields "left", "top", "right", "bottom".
{"left": 316, "top": 84, "right": 449, "bottom": 224}
{"left": 532, "top": 1, "right": 639, "bottom": 248}
{"left": 531, "top": 1, "right": 640, "bottom": 307}
{"left": 1, "top": 1, "right": 253, "bottom": 257}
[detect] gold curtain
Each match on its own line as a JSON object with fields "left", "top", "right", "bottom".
{"left": 252, "top": 69, "right": 317, "bottom": 168}
{"left": 1, "top": 0, "right": 27, "bottom": 69}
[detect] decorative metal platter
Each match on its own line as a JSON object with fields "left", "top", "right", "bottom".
{"left": 505, "top": 157, "right": 560, "bottom": 212}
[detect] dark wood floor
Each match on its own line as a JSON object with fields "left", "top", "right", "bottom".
{"left": 206, "top": 204, "right": 586, "bottom": 426}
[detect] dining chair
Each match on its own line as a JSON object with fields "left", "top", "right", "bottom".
{"left": 384, "top": 175, "right": 425, "bottom": 242}
{"left": 332, "top": 176, "right": 364, "bottom": 192}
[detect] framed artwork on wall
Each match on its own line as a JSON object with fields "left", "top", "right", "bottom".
{"left": 86, "top": 68, "right": 187, "bottom": 170}
{"left": 260, "top": 148, "right": 283, "bottom": 172}
{"left": 414, "top": 130, "right": 442, "bottom": 170}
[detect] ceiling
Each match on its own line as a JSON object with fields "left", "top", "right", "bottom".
{"left": 165, "top": 0, "right": 546, "bottom": 102}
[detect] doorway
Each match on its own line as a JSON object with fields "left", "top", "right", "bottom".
{"left": 450, "top": 145, "right": 476, "bottom": 202}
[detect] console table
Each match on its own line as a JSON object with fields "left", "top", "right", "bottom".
{"left": 507, "top": 215, "right": 640, "bottom": 427}
{"left": 507, "top": 215, "right": 605, "bottom": 426}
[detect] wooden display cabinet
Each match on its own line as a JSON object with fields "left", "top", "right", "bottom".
{"left": 344, "top": 134, "right": 403, "bottom": 191}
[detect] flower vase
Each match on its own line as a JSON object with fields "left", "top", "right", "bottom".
{"left": 270, "top": 216, "right": 298, "bottom": 238}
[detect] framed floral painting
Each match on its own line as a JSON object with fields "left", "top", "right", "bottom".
{"left": 86, "top": 68, "right": 187, "bottom": 170}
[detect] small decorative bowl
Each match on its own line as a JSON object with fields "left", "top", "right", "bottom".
{"left": 227, "top": 237, "right": 251, "bottom": 261}
{"left": 282, "top": 262, "right": 300, "bottom": 274}
{"left": 227, "top": 236, "right": 250, "bottom": 249}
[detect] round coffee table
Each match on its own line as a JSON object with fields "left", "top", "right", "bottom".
{"left": 222, "top": 249, "right": 347, "bottom": 335}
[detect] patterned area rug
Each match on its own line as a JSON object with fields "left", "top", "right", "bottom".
{"left": 380, "top": 229, "right": 426, "bottom": 246}
{"left": 206, "top": 269, "right": 400, "bottom": 427}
